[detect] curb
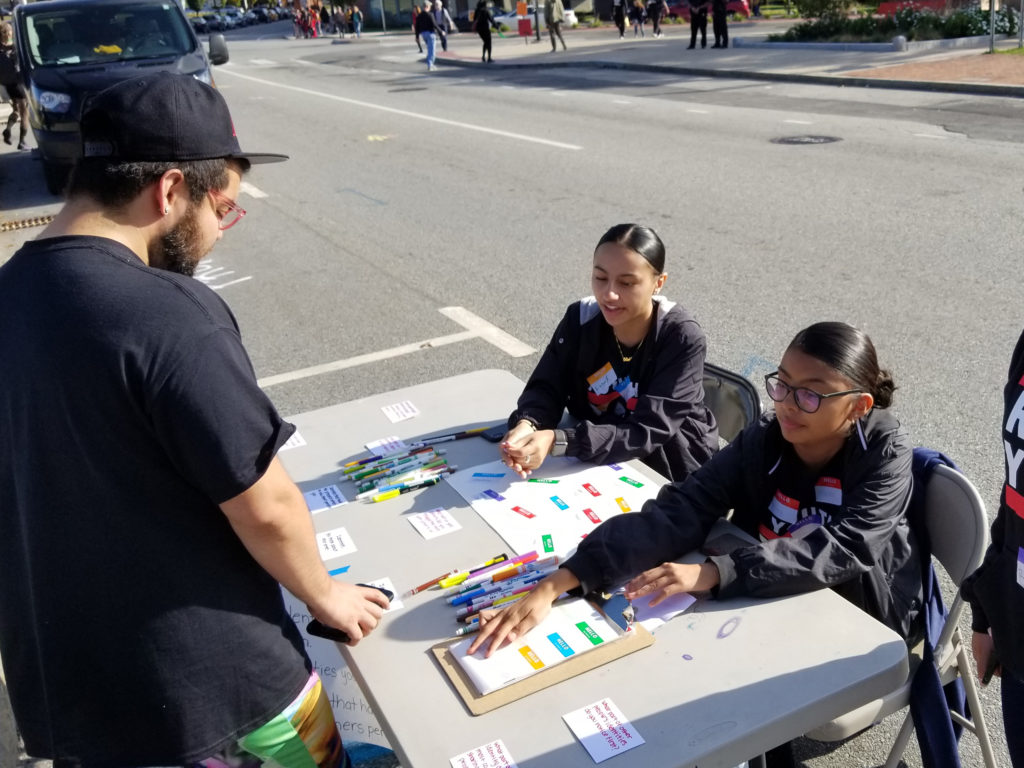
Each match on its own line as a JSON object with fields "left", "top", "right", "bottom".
{"left": 734, "top": 32, "right": 1009, "bottom": 51}
{"left": 436, "top": 56, "right": 1024, "bottom": 97}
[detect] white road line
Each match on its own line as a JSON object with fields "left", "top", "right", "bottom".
{"left": 613, "top": 99, "right": 632, "bottom": 104}
{"left": 249, "top": 58, "right": 276, "bottom": 66}
{"left": 218, "top": 69, "right": 583, "bottom": 150}
{"left": 257, "top": 331, "right": 477, "bottom": 388}
{"left": 913, "top": 133, "right": 947, "bottom": 139}
{"left": 438, "top": 306, "right": 534, "bottom": 357}
{"left": 784, "top": 119, "right": 812, "bottom": 125}
{"left": 290, "top": 58, "right": 316, "bottom": 66}
{"left": 211, "top": 276, "right": 254, "bottom": 291}
{"left": 687, "top": 108, "right": 709, "bottom": 114}
{"left": 240, "top": 181, "right": 269, "bottom": 198}
{"left": 257, "top": 307, "right": 535, "bottom": 388}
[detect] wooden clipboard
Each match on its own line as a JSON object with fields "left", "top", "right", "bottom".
{"left": 431, "top": 624, "right": 654, "bottom": 716}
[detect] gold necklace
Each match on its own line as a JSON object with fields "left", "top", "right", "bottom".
{"left": 615, "top": 334, "right": 645, "bottom": 363}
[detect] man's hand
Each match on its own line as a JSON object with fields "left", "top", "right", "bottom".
{"left": 972, "top": 630, "right": 1000, "bottom": 684}
{"left": 309, "top": 582, "right": 391, "bottom": 646}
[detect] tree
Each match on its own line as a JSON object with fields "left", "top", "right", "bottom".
{"left": 186, "top": 0, "right": 203, "bottom": 12}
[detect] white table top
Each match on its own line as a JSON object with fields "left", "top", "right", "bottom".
{"left": 279, "top": 369, "right": 909, "bottom": 768}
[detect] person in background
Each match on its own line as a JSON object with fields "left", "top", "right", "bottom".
{"left": 334, "top": 6, "right": 347, "bottom": 36}
{"left": 352, "top": 5, "right": 363, "bottom": 36}
{"left": 432, "top": 0, "right": 454, "bottom": 50}
{"left": 611, "top": 0, "right": 627, "bottom": 37}
{"left": 544, "top": 0, "right": 567, "bottom": 50}
{"left": 415, "top": 2, "right": 442, "bottom": 70}
{"left": 500, "top": 223, "right": 718, "bottom": 485}
{"left": 478, "top": 321, "right": 923, "bottom": 768}
{"left": 472, "top": 0, "right": 498, "bottom": 62}
{"left": 710, "top": 0, "right": 728, "bottom": 47}
{"left": 412, "top": 4, "right": 423, "bottom": 50}
{"left": 687, "top": 0, "right": 708, "bottom": 48}
{"left": 0, "top": 72, "right": 390, "bottom": 768}
{"left": 0, "top": 22, "right": 28, "bottom": 151}
{"left": 320, "top": 5, "right": 330, "bottom": 34}
{"left": 646, "top": 0, "right": 668, "bottom": 37}
{"left": 629, "top": 0, "right": 646, "bottom": 37}
{"left": 962, "top": 330, "right": 1024, "bottom": 768}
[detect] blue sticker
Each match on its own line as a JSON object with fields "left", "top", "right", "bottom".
{"left": 482, "top": 489, "right": 506, "bottom": 501}
{"left": 550, "top": 496, "right": 569, "bottom": 510}
{"left": 547, "top": 632, "right": 575, "bottom": 658}
{"left": 473, "top": 472, "right": 506, "bottom": 478}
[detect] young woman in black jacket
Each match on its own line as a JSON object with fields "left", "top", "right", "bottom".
{"left": 474, "top": 322, "right": 923, "bottom": 656}
{"left": 499, "top": 223, "right": 719, "bottom": 484}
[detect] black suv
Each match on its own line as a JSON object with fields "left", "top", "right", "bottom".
{"left": 12, "top": 0, "right": 229, "bottom": 194}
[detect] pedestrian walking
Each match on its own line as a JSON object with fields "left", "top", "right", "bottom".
{"left": 629, "top": 0, "right": 646, "bottom": 37}
{"left": 432, "top": 0, "right": 453, "bottom": 51}
{"left": 412, "top": 4, "right": 423, "bottom": 50}
{"left": 711, "top": 0, "right": 728, "bottom": 47}
{"left": 544, "top": 0, "right": 567, "bottom": 50}
{"left": 472, "top": 0, "right": 498, "bottom": 62}
{"left": 334, "top": 6, "right": 347, "bottom": 35}
{"left": 611, "top": 0, "right": 627, "bottom": 38}
{"left": 415, "top": 2, "right": 442, "bottom": 69}
{"left": 0, "top": 71, "right": 391, "bottom": 768}
{"left": 647, "top": 0, "right": 667, "bottom": 36}
{"left": 352, "top": 5, "right": 362, "bottom": 36}
{"left": 687, "top": 0, "right": 708, "bottom": 48}
{"left": 320, "top": 5, "right": 330, "bottom": 34}
{"left": 0, "top": 23, "right": 28, "bottom": 151}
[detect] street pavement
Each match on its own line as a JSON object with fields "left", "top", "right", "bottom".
{"left": 3, "top": 18, "right": 1024, "bottom": 768}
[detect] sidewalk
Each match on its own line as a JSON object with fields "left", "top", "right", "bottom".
{"left": 430, "top": 20, "right": 1024, "bottom": 96}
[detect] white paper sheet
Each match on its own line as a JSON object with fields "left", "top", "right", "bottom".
{"left": 316, "top": 526, "right": 357, "bottom": 561}
{"left": 563, "top": 698, "right": 645, "bottom": 763}
{"left": 303, "top": 484, "right": 347, "bottom": 513}
{"left": 449, "top": 739, "right": 519, "bottom": 768}
{"left": 279, "top": 430, "right": 307, "bottom": 451}
{"left": 381, "top": 400, "right": 420, "bottom": 423}
{"left": 408, "top": 507, "right": 462, "bottom": 539}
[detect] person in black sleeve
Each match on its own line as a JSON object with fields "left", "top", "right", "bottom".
{"left": 647, "top": 0, "right": 668, "bottom": 37}
{"left": 710, "top": 0, "right": 728, "bottom": 47}
{"left": 415, "top": 3, "right": 443, "bottom": 70}
{"left": 472, "top": 0, "right": 498, "bottom": 62}
{"left": 962, "top": 331, "right": 1024, "bottom": 767}
{"left": 0, "top": 73, "right": 390, "bottom": 768}
{"left": 475, "top": 324, "right": 924, "bottom": 746}
{"left": 687, "top": 0, "right": 708, "bottom": 48}
{"left": 499, "top": 223, "right": 718, "bottom": 485}
{"left": 612, "top": 0, "right": 628, "bottom": 37}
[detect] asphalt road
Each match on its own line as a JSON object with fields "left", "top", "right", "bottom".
{"left": 4, "top": 20, "right": 1024, "bottom": 768}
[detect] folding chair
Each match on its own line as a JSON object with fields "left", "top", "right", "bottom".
{"left": 804, "top": 463, "right": 997, "bottom": 768}
{"left": 702, "top": 362, "right": 762, "bottom": 443}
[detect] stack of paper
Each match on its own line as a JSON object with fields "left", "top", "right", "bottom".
{"left": 451, "top": 598, "right": 628, "bottom": 696}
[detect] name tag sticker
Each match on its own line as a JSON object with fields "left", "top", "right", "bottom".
{"left": 1017, "top": 547, "right": 1024, "bottom": 589}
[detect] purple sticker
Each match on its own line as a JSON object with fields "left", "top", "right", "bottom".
{"left": 482, "top": 489, "right": 506, "bottom": 502}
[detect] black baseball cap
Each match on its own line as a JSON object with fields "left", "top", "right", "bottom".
{"left": 80, "top": 72, "right": 287, "bottom": 165}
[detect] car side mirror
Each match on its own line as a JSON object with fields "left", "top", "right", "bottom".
{"left": 208, "top": 33, "right": 229, "bottom": 65}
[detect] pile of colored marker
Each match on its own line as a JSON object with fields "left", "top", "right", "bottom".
{"left": 441, "top": 552, "right": 560, "bottom": 636}
{"left": 341, "top": 446, "right": 457, "bottom": 503}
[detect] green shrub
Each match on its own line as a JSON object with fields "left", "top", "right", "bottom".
{"left": 793, "top": 0, "right": 852, "bottom": 20}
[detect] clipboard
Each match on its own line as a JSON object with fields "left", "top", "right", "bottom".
{"left": 431, "top": 623, "right": 654, "bottom": 716}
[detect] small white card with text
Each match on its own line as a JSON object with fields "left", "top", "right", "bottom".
{"left": 563, "top": 698, "right": 644, "bottom": 763}
{"left": 280, "top": 431, "right": 307, "bottom": 451}
{"left": 316, "top": 526, "right": 357, "bottom": 561}
{"left": 408, "top": 507, "right": 462, "bottom": 539}
{"left": 381, "top": 400, "right": 420, "bottom": 423}
{"left": 303, "top": 484, "right": 347, "bottom": 513}
{"left": 362, "top": 576, "right": 403, "bottom": 613}
{"left": 449, "top": 739, "right": 518, "bottom": 768}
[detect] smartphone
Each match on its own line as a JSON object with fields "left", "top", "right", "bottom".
{"left": 480, "top": 423, "right": 508, "bottom": 443}
{"left": 700, "top": 533, "right": 752, "bottom": 557}
{"left": 306, "top": 584, "right": 394, "bottom": 643}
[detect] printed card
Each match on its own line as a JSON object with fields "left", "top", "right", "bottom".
{"left": 563, "top": 698, "right": 645, "bottom": 764}
{"left": 381, "top": 400, "right": 420, "bottom": 423}
{"left": 408, "top": 507, "right": 462, "bottom": 540}
{"left": 449, "top": 739, "right": 518, "bottom": 768}
{"left": 362, "top": 576, "right": 403, "bottom": 613}
{"left": 316, "top": 526, "right": 357, "bottom": 561}
{"left": 279, "top": 431, "right": 307, "bottom": 451}
{"left": 365, "top": 435, "right": 409, "bottom": 454}
{"left": 303, "top": 484, "right": 347, "bottom": 513}
{"left": 634, "top": 591, "right": 697, "bottom": 633}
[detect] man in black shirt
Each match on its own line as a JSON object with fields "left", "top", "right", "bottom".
{"left": 0, "top": 72, "right": 389, "bottom": 768}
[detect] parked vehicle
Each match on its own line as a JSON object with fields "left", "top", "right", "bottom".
{"left": 666, "top": 0, "right": 749, "bottom": 19}
{"left": 188, "top": 11, "right": 207, "bottom": 32}
{"left": 12, "top": 0, "right": 229, "bottom": 194}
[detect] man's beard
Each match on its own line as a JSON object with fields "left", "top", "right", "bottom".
{"left": 150, "top": 203, "right": 208, "bottom": 277}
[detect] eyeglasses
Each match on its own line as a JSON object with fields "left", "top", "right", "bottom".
{"left": 208, "top": 191, "right": 246, "bottom": 231}
{"left": 764, "top": 373, "right": 862, "bottom": 415}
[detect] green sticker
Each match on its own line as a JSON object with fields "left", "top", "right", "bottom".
{"left": 528, "top": 478, "right": 559, "bottom": 484}
{"left": 619, "top": 476, "right": 643, "bottom": 488}
{"left": 542, "top": 534, "right": 554, "bottom": 553}
{"left": 575, "top": 621, "right": 603, "bottom": 645}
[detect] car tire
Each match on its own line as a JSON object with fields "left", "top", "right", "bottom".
{"left": 43, "top": 160, "right": 69, "bottom": 196}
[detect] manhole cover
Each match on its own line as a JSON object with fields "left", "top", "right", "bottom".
{"left": 770, "top": 135, "right": 842, "bottom": 145}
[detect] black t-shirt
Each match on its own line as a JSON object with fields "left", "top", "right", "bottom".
{"left": 582, "top": 322, "right": 648, "bottom": 421}
{"left": 0, "top": 237, "right": 309, "bottom": 765}
{"left": 757, "top": 447, "right": 844, "bottom": 543}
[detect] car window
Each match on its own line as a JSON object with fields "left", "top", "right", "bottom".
{"left": 22, "top": 3, "right": 195, "bottom": 67}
